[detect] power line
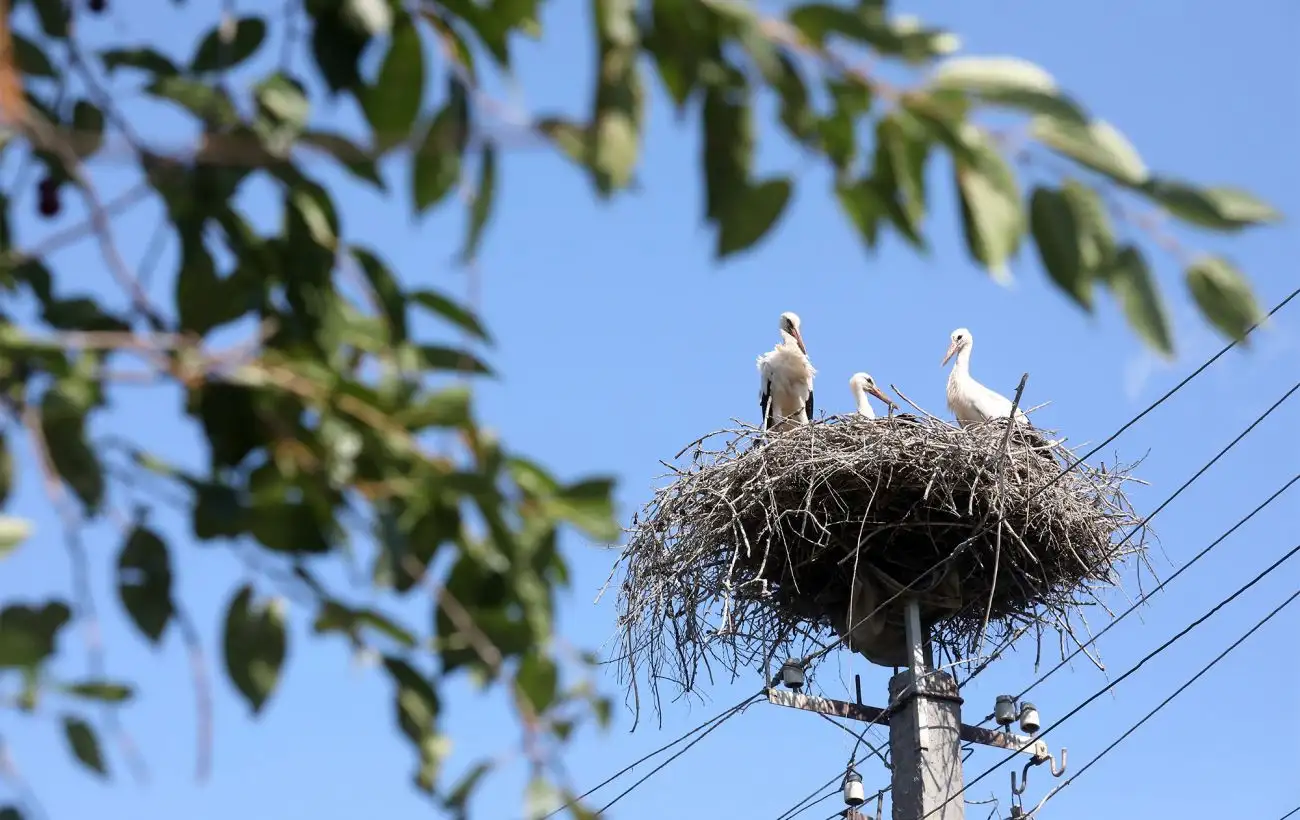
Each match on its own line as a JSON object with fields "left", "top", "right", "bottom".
{"left": 975, "top": 469, "right": 1300, "bottom": 723}
{"left": 541, "top": 691, "right": 760, "bottom": 819}
{"left": 593, "top": 694, "right": 761, "bottom": 814}
{"left": 1278, "top": 805, "right": 1300, "bottom": 820}
{"left": 1025, "top": 586, "right": 1300, "bottom": 817}
{"left": 796, "top": 287, "right": 1300, "bottom": 670}
{"left": 1037, "top": 285, "right": 1300, "bottom": 499}
{"left": 927, "top": 538, "right": 1300, "bottom": 817}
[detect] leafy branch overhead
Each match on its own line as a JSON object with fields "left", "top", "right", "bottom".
{"left": 0, "top": 0, "right": 1279, "bottom": 817}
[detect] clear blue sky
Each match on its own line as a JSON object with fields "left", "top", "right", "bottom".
{"left": 2, "top": 1, "right": 1298, "bottom": 818}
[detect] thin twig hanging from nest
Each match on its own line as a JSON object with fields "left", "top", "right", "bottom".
{"left": 611, "top": 412, "right": 1148, "bottom": 723}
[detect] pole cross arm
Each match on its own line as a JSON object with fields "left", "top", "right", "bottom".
{"left": 764, "top": 688, "right": 1050, "bottom": 761}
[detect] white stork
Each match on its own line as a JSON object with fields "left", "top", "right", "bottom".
{"left": 758, "top": 311, "right": 815, "bottom": 432}
{"left": 942, "top": 327, "right": 1054, "bottom": 453}
{"left": 941, "top": 327, "right": 1031, "bottom": 428}
{"left": 848, "top": 372, "right": 896, "bottom": 419}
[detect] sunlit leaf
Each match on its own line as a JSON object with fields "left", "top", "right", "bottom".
{"left": 0, "top": 602, "right": 70, "bottom": 669}
{"left": 930, "top": 55, "right": 1086, "bottom": 124}
{"left": 0, "top": 517, "right": 32, "bottom": 559}
{"left": 717, "top": 178, "right": 792, "bottom": 258}
{"left": 954, "top": 129, "right": 1023, "bottom": 281}
{"left": 59, "top": 681, "right": 135, "bottom": 703}
{"left": 1032, "top": 116, "right": 1148, "bottom": 186}
{"left": 1186, "top": 256, "right": 1262, "bottom": 343}
{"left": 1030, "top": 186, "right": 1092, "bottom": 310}
{"left": 1101, "top": 245, "right": 1173, "bottom": 356}
{"left": 1139, "top": 178, "right": 1283, "bottom": 232}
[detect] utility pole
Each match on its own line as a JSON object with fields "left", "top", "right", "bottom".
{"left": 769, "top": 599, "right": 1063, "bottom": 820}
{"left": 888, "top": 599, "right": 963, "bottom": 820}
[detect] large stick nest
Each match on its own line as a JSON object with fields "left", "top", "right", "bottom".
{"left": 610, "top": 413, "right": 1149, "bottom": 720}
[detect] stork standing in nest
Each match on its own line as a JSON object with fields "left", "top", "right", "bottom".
{"left": 849, "top": 372, "right": 896, "bottom": 419}
{"left": 758, "top": 312, "right": 815, "bottom": 432}
{"left": 942, "top": 327, "right": 1053, "bottom": 451}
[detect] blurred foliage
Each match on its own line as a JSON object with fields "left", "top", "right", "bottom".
{"left": 0, "top": 0, "right": 1280, "bottom": 816}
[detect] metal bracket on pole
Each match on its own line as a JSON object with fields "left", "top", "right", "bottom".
{"left": 764, "top": 689, "right": 1051, "bottom": 762}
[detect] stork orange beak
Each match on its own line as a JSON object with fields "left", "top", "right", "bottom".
{"left": 941, "top": 340, "right": 958, "bottom": 367}
{"left": 793, "top": 328, "right": 808, "bottom": 356}
{"left": 869, "top": 385, "right": 896, "bottom": 409}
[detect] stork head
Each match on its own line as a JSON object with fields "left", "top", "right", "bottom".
{"left": 850, "top": 372, "right": 895, "bottom": 409}
{"left": 779, "top": 311, "right": 807, "bottom": 355}
{"left": 942, "top": 327, "right": 972, "bottom": 367}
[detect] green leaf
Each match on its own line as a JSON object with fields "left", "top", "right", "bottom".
{"left": 254, "top": 73, "right": 310, "bottom": 150}
{"left": 62, "top": 716, "right": 107, "bottom": 777}
{"left": 717, "top": 178, "right": 793, "bottom": 258}
{"left": 313, "top": 601, "right": 417, "bottom": 648}
{"left": 146, "top": 77, "right": 240, "bottom": 126}
{"left": 116, "top": 526, "right": 174, "bottom": 644}
{"left": 0, "top": 517, "right": 33, "bottom": 559}
{"left": 31, "top": 0, "right": 70, "bottom": 38}
{"left": 175, "top": 236, "right": 240, "bottom": 336}
{"left": 415, "top": 345, "right": 493, "bottom": 375}
{"left": 0, "top": 433, "right": 13, "bottom": 507}
{"left": 524, "top": 776, "right": 562, "bottom": 820}
{"left": 444, "top": 761, "right": 492, "bottom": 818}
{"left": 350, "top": 247, "right": 407, "bottom": 341}
{"left": 190, "top": 17, "right": 268, "bottom": 72}
{"left": 13, "top": 33, "right": 56, "bottom": 77}
{"left": 396, "top": 386, "right": 472, "bottom": 430}
{"left": 701, "top": 84, "right": 754, "bottom": 225}
{"left": 835, "top": 178, "right": 887, "bottom": 250}
{"left": 69, "top": 101, "right": 105, "bottom": 159}
{"left": 874, "top": 114, "right": 929, "bottom": 230}
{"left": 514, "top": 651, "right": 558, "bottom": 713}
{"left": 930, "top": 56, "right": 1086, "bottom": 125}
{"left": 411, "top": 290, "right": 492, "bottom": 343}
{"left": 0, "top": 602, "right": 70, "bottom": 669}
{"left": 1138, "top": 178, "right": 1283, "bottom": 232}
{"left": 248, "top": 501, "right": 332, "bottom": 554}
{"left": 309, "top": 5, "right": 371, "bottom": 94}
{"left": 422, "top": 11, "right": 478, "bottom": 84}
{"left": 411, "top": 100, "right": 465, "bottom": 214}
{"left": 58, "top": 681, "right": 135, "bottom": 703}
{"left": 1060, "top": 179, "right": 1115, "bottom": 272}
{"left": 589, "top": 38, "right": 644, "bottom": 194}
{"left": 954, "top": 130, "right": 1024, "bottom": 281}
{"left": 1032, "top": 116, "right": 1148, "bottom": 187}
{"left": 41, "top": 388, "right": 104, "bottom": 514}
{"left": 459, "top": 145, "right": 497, "bottom": 264}
{"left": 222, "top": 585, "right": 287, "bottom": 715}
{"left": 299, "top": 130, "right": 385, "bottom": 189}
{"left": 361, "top": 16, "right": 425, "bottom": 152}
{"left": 196, "top": 382, "right": 265, "bottom": 470}
{"left": 99, "top": 47, "right": 180, "bottom": 77}
{"left": 1102, "top": 245, "right": 1173, "bottom": 356}
{"left": 787, "top": 3, "right": 870, "bottom": 46}
{"left": 0, "top": 805, "right": 25, "bottom": 820}
{"left": 383, "top": 656, "right": 447, "bottom": 791}
{"left": 41, "top": 297, "right": 131, "bottom": 332}
{"left": 549, "top": 478, "right": 620, "bottom": 542}
{"left": 1185, "top": 256, "right": 1262, "bottom": 343}
{"left": 1030, "top": 186, "right": 1092, "bottom": 310}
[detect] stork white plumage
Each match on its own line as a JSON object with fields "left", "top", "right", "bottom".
{"left": 941, "top": 327, "right": 1031, "bottom": 427}
{"left": 758, "top": 312, "right": 816, "bottom": 432}
{"left": 848, "top": 372, "right": 896, "bottom": 420}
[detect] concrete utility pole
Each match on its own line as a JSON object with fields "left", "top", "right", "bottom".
{"left": 888, "top": 599, "right": 964, "bottom": 820}
{"left": 767, "top": 598, "right": 1062, "bottom": 820}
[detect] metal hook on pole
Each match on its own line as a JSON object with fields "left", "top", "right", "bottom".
{"left": 1048, "top": 747, "right": 1068, "bottom": 777}
{"left": 1011, "top": 758, "right": 1036, "bottom": 795}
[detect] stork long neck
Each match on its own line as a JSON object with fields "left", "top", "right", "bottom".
{"left": 856, "top": 392, "right": 876, "bottom": 419}
{"left": 952, "top": 343, "right": 973, "bottom": 379}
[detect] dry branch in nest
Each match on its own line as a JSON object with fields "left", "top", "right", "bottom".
{"left": 611, "top": 413, "right": 1149, "bottom": 721}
